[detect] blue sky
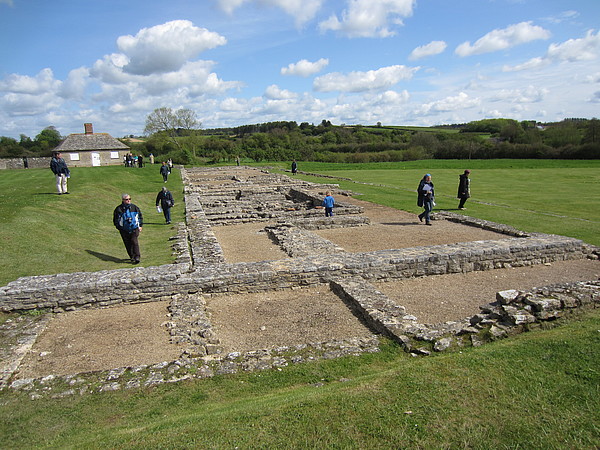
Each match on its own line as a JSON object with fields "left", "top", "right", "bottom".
{"left": 1, "top": 0, "right": 599, "bottom": 139}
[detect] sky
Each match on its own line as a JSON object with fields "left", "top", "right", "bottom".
{"left": 0, "top": 0, "right": 599, "bottom": 139}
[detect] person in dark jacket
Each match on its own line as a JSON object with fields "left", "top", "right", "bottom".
{"left": 291, "top": 160, "right": 297, "bottom": 174}
{"left": 457, "top": 169, "right": 471, "bottom": 210}
{"left": 113, "top": 193, "right": 143, "bottom": 264}
{"left": 417, "top": 174, "right": 435, "bottom": 225}
{"left": 156, "top": 186, "right": 174, "bottom": 224}
{"left": 160, "top": 161, "right": 170, "bottom": 182}
{"left": 50, "top": 151, "right": 70, "bottom": 195}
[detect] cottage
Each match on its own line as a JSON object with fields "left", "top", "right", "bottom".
{"left": 53, "top": 123, "right": 130, "bottom": 167}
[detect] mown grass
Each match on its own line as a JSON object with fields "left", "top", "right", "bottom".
{"left": 0, "top": 311, "right": 598, "bottom": 448}
{"left": 0, "top": 165, "right": 184, "bottom": 286}
{"left": 264, "top": 159, "right": 600, "bottom": 246}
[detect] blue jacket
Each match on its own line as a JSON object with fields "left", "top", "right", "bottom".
{"left": 322, "top": 195, "right": 335, "bottom": 208}
{"left": 113, "top": 203, "right": 143, "bottom": 232}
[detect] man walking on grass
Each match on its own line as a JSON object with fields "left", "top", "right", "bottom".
{"left": 113, "top": 193, "right": 143, "bottom": 264}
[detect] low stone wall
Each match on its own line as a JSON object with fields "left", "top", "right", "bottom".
{"left": 0, "top": 157, "right": 49, "bottom": 170}
{"left": 0, "top": 232, "right": 593, "bottom": 313}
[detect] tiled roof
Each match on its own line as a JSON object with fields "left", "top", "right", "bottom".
{"left": 54, "top": 133, "right": 130, "bottom": 151}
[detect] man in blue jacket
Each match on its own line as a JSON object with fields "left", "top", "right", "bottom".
{"left": 113, "top": 193, "right": 143, "bottom": 264}
{"left": 50, "top": 151, "right": 70, "bottom": 195}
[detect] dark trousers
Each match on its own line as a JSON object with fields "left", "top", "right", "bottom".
{"left": 458, "top": 196, "right": 468, "bottom": 208}
{"left": 119, "top": 229, "right": 141, "bottom": 261}
{"left": 325, "top": 207, "right": 334, "bottom": 217}
{"left": 162, "top": 206, "right": 171, "bottom": 223}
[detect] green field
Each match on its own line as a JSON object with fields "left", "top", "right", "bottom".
{"left": 1, "top": 160, "right": 599, "bottom": 448}
{"left": 0, "top": 165, "right": 184, "bottom": 286}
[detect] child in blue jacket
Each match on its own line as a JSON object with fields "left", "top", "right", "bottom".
{"left": 322, "top": 191, "right": 335, "bottom": 217}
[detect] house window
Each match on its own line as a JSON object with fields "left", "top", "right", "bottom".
{"left": 110, "top": 151, "right": 120, "bottom": 159}
{"left": 69, "top": 153, "right": 80, "bottom": 161}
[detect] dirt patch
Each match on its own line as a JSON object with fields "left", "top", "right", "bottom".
{"left": 206, "top": 285, "right": 375, "bottom": 354}
{"left": 376, "top": 259, "right": 599, "bottom": 325}
{"left": 212, "top": 222, "right": 289, "bottom": 263}
{"left": 16, "top": 301, "right": 182, "bottom": 378}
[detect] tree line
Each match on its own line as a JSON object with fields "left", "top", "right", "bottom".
{"left": 2, "top": 110, "right": 599, "bottom": 164}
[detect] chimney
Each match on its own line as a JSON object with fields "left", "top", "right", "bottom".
{"left": 84, "top": 123, "right": 93, "bottom": 134}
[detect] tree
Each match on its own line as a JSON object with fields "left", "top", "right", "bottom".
{"left": 583, "top": 118, "right": 600, "bottom": 144}
{"left": 35, "top": 126, "right": 62, "bottom": 151}
{"left": 144, "top": 107, "right": 200, "bottom": 151}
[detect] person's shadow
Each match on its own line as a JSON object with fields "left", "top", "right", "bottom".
{"left": 86, "top": 250, "right": 129, "bottom": 263}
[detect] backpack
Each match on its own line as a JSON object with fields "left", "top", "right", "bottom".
{"left": 119, "top": 207, "right": 140, "bottom": 233}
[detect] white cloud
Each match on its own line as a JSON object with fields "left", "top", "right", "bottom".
{"left": 116, "top": 20, "right": 227, "bottom": 75}
{"left": 489, "top": 86, "right": 548, "bottom": 103}
{"left": 314, "top": 65, "right": 418, "bottom": 93}
{"left": 503, "top": 29, "right": 600, "bottom": 71}
{"left": 215, "top": 0, "right": 324, "bottom": 26}
{"left": 281, "top": 58, "right": 329, "bottom": 77}
{"left": 0, "top": 68, "right": 61, "bottom": 95}
{"left": 264, "top": 84, "right": 297, "bottom": 99}
{"left": 319, "top": 0, "right": 416, "bottom": 38}
{"left": 543, "top": 10, "right": 579, "bottom": 25}
{"left": 59, "top": 67, "right": 91, "bottom": 100}
{"left": 416, "top": 92, "right": 480, "bottom": 115}
{"left": 409, "top": 41, "right": 447, "bottom": 60}
{"left": 546, "top": 29, "right": 600, "bottom": 62}
{"left": 1, "top": 92, "right": 62, "bottom": 116}
{"left": 455, "top": 21, "right": 550, "bottom": 57}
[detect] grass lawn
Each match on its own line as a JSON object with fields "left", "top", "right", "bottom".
{"left": 0, "top": 165, "right": 184, "bottom": 286}
{"left": 265, "top": 159, "right": 600, "bottom": 247}
{"left": 0, "top": 310, "right": 598, "bottom": 448}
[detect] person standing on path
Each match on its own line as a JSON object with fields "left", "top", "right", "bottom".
{"left": 113, "top": 194, "right": 143, "bottom": 264}
{"left": 160, "top": 161, "right": 170, "bottom": 182}
{"left": 156, "top": 186, "right": 174, "bottom": 224}
{"left": 322, "top": 191, "right": 335, "bottom": 217}
{"left": 50, "top": 151, "right": 70, "bottom": 195}
{"left": 457, "top": 169, "right": 471, "bottom": 210}
{"left": 417, "top": 174, "right": 435, "bottom": 226}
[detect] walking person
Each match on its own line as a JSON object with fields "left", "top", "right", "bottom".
{"left": 113, "top": 194, "right": 143, "bottom": 264}
{"left": 156, "top": 186, "right": 174, "bottom": 224}
{"left": 322, "top": 191, "right": 335, "bottom": 217}
{"left": 149, "top": 153, "right": 155, "bottom": 165}
{"left": 138, "top": 154, "right": 144, "bottom": 168}
{"left": 160, "top": 161, "right": 170, "bottom": 182}
{"left": 457, "top": 170, "right": 471, "bottom": 210}
{"left": 50, "top": 151, "right": 70, "bottom": 195}
{"left": 417, "top": 174, "right": 435, "bottom": 226}
{"left": 291, "top": 159, "right": 297, "bottom": 175}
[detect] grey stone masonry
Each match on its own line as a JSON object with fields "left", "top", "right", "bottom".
{"left": 0, "top": 227, "right": 594, "bottom": 313}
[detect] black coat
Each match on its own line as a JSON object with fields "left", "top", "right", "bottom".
{"left": 457, "top": 174, "right": 470, "bottom": 198}
{"left": 156, "top": 190, "right": 174, "bottom": 208}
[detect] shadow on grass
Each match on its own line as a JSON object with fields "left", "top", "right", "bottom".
{"left": 85, "top": 250, "right": 129, "bottom": 263}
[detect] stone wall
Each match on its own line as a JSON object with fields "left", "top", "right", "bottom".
{"left": 0, "top": 157, "right": 49, "bottom": 170}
